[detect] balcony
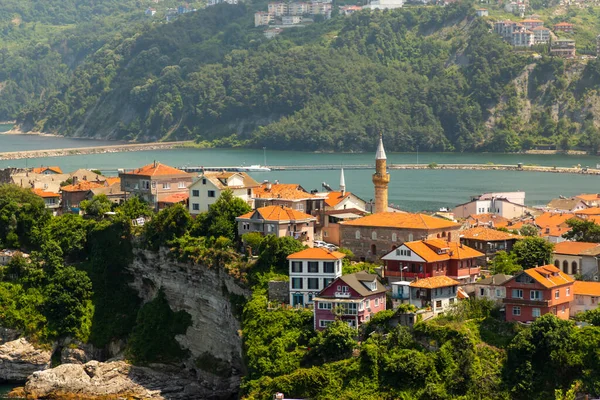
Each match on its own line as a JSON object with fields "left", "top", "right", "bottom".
{"left": 453, "top": 267, "right": 481, "bottom": 278}
{"left": 392, "top": 292, "right": 410, "bottom": 300}
{"left": 386, "top": 270, "right": 431, "bottom": 279}
{"left": 503, "top": 298, "right": 551, "bottom": 307}
{"left": 334, "top": 292, "right": 351, "bottom": 298}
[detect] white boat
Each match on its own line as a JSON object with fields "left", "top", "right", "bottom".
{"left": 238, "top": 165, "right": 271, "bottom": 172}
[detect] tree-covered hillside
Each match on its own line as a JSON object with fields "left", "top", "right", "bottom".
{"left": 14, "top": 2, "right": 600, "bottom": 152}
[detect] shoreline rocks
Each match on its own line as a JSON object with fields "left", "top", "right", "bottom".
{"left": 0, "top": 338, "right": 51, "bottom": 383}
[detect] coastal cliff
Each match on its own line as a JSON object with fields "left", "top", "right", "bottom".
{"left": 0, "top": 338, "right": 51, "bottom": 382}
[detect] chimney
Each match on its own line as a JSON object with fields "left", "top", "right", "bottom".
{"left": 73, "top": 176, "right": 78, "bottom": 185}
{"left": 153, "top": 160, "right": 157, "bottom": 168}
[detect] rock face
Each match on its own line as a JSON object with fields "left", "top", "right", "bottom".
{"left": 0, "top": 338, "right": 51, "bottom": 382}
{"left": 127, "top": 248, "right": 250, "bottom": 399}
{"left": 21, "top": 360, "right": 207, "bottom": 400}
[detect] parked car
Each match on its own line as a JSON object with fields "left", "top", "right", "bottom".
{"left": 313, "top": 240, "right": 327, "bottom": 248}
{"left": 324, "top": 243, "right": 339, "bottom": 251}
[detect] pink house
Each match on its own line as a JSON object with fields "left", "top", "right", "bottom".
{"left": 313, "top": 272, "right": 387, "bottom": 331}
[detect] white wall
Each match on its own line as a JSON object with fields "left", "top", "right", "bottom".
{"left": 473, "top": 284, "right": 506, "bottom": 302}
{"left": 571, "top": 294, "right": 600, "bottom": 317}
{"left": 289, "top": 259, "right": 343, "bottom": 305}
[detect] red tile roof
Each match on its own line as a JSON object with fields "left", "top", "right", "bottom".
{"left": 31, "top": 188, "right": 60, "bottom": 198}
{"left": 287, "top": 248, "right": 346, "bottom": 260}
{"left": 535, "top": 212, "right": 578, "bottom": 228}
{"left": 126, "top": 162, "right": 187, "bottom": 177}
{"left": 238, "top": 205, "right": 315, "bottom": 222}
{"left": 253, "top": 183, "right": 318, "bottom": 200}
{"left": 159, "top": 193, "right": 189, "bottom": 204}
{"left": 61, "top": 181, "right": 105, "bottom": 192}
{"left": 341, "top": 212, "right": 459, "bottom": 230}
{"left": 575, "top": 194, "right": 600, "bottom": 202}
{"left": 460, "top": 227, "right": 523, "bottom": 241}
{"left": 410, "top": 276, "right": 460, "bottom": 289}
{"left": 553, "top": 241, "right": 600, "bottom": 256}
{"left": 523, "top": 265, "right": 574, "bottom": 288}
{"left": 399, "top": 240, "right": 484, "bottom": 262}
{"left": 324, "top": 191, "right": 352, "bottom": 207}
{"left": 466, "top": 213, "right": 510, "bottom": 228}
{"left": 32, "top": 166, "right": 63, "bottom": 174}
{"left": 573, "top": 281, "right": 600, "bottom": 296}
{"left": 575, "top": 207, "right": 600, "bottom": 216}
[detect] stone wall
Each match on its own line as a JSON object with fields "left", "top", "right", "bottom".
{"left": 268, "top": 280, "right": 289, "bottom": 304}
{"left": 127, "top": 248, "right": 251, "bottom": 399}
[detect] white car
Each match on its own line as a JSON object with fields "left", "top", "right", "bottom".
{"left": 324, "top": 243, "right": 339, "bottom": 251}
{"left": 313, "top": 240, "right": 327, "bottom": 248}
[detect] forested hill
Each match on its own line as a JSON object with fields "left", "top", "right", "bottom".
{"left": 16, "top": 3, "right": 600, "bottom": 153}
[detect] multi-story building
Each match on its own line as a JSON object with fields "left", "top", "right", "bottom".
{"left": 553, "top": 22, "right": 574, "bottom": 34}
{"left": 476, "top": 8, "right": 488, "bottom": 17}
{"left": 255, "top": 11, "right": 274, "bottom": 27}
{"left": 282, "top": 15, "right": 302, "bottom": 24}
{"left": 309, "top": 2, "right": 331, "bottom": 15}
{"left": 287, "top": 247, "right": 345, "bottom": 306}
{"left": 494, "top": 20, "right": 517, "bottom": 40}
{"left": 362, "top": 0, "right": 404, "bottom": 10}
{"left": 313, "top": 272, "right": 387, "bottom": 330}
{"left": 532, "top": 26, "right": 551, "bottom": 44}
{"left": 339, "top": 212, "right": 461, "bottom": 261}
{"left": 207, "top": 0, "right": 238, "bottom": 6}
{"left": 471, "top": 274, "right": 512, "bottom": 303}
{"left": 512, "top": 25, "right": 534, "bottom": 47}
{"left": 502, "top": 265, "right": 574, "bottom": 322}
{"left": 571, "top": 281, "right": 600, "bottom": 317}
{"left": 31, "top": 188, "right": 60, "bottom": 214}
{"left": 288, "top": 2, "right": 309, "bottom": 15}
{"left": 521, "top": 18, "right": 544, "bottom": 30}
{"left": 339, "top": 5, "right": 362, "bottom": 15}
{"left": 236, "top": 205, "right": 316, "bottom": 244}
{"left": 381, "top": 239, "right": 483, "bottom": 283}
{"left": 550, "top": 39, "right": 576, "bottom": 58}
{"left": 408, "top": 276, "right": 460, "bottom": 315}
{"left": 119, "top": 162, "right": 193, "bottom": 208}
{"left": 545, "top": 197, "right": 588, "bottom": 213}
{"left": 453, "top": 191, "right": 527, "bottom": 219}
{"left": 459, "top": 227, "right": 523, "bottom": 263}
{"left": 61, "top": 180, "right": 106, "bottom": 212}
{"left": 322, "top": 209, "right": 367, "bottom": 246}
{"left": 188, "top": 171, "right": 259, "bottom": 215}
{"left": 552, "top": 241, "right": 600, "bottom": 277}
{"left": 268, "top": 2, "right": 288, "bottom": 16}
{"left": 575, "top": 193, "right": 600, "bottom": 207}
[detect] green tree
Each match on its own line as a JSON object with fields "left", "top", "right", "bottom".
{"left": 116, "top": 196, "right": 153, "bottom": 220}
{"left": 519, "top": 224, "right": 539, "bottom": 237}
{"left": 80, "top": 194, "right": 113, "bottom": 217}
{"left": 42, "top": 214, "right": 91, "bottom": 259}
{"left": 563, "top": 218, "right": 600, "bottom": 242}
{"left": 306, "top": 320, "right": 356, "bottom": 365}
{"left": 512, "top": 237, "right": 554, "bottom": 269}
{"left": 0, "top": 184, "right": 50, "bottom": 248}
{"left": 143, "top": 203, "right": 191, "bottom": 250}
{"left": 191, "top": 189, "right": 251, "bottom": 242}
{"left": 490, "top": 251, "right": 522, "bottom": 275}
{"left": 255, "top": 235, "right": 306, "bottom": 276}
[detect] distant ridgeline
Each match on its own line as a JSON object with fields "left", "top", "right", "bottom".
{"left": 14, "top": 2, "right": 600, "bottom": 153}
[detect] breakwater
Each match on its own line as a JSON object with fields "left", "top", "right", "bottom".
{"left": 0, "top": 141, "right": 193, "bottom": 160}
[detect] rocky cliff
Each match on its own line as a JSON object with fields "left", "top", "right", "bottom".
{"left": 0, "top": 337, "right": 51, "bottom": 382}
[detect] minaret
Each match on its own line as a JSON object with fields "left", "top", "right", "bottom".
{"left": 340, "top": 168, "right": 346, "bottom": 196}
{"left": 372, "top": 134, "right": 390, "bottom": 213}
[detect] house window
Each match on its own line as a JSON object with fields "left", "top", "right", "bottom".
{"left": 341, "top": 286, "right": 349, "bottom": 293}
{"left": 496, "top": 289, "right": 502, "bottom": 297}
{"left": 291, "top": 261, "right": 302, "bottom": 273}
{"left": 561, "top": 305, "right": 566, "bottom": 314}
{"left": 247, "top": 189, "right": 252, "bottom": 196}
{"left": 479, "top": 288, "right": 485, "bottom": 296}
{"left": 291, "top": 278, "right": 303, "bottom": 289}
{"left": 392, "top": 233, "right": 397, "bottom": 242}
{"left": 571, "top": 261, "right": 578, "bottom": 275}
{"left": 178, "top": 182, "right": 186, "bottom": 189}
{"left": 566, "top": 287, "right": 570, "bottom": 297}
{"left": 318, "top": 302, "right": 332, "bottom": 310}
{"left": 449, "top": 298, "right": 455, "bottom": 304}
{"left": 554, "top": 260, "right": 559, "bottom": 267}
{"left": 562, "top": 260, "right": 569, "bottom": 274}
{"left": 163, "top": 183, "right": 170, "bottom": 189}
{"left": 355, "top": 230, "right": 361, "bottom": 239}
{"left": 366, "top": 299, "right": 370, "bottom": 308}
{"left": 435, "top": 300, "right": 442, "bottom": 308}
{"left": 372, "top": 231, "right": 377, "bottom": 240}
{"left": 192, "top": 190, "right": 199, "bottom": 197}
{"left": 202, "top": 178, "right": 207, "bottom": 184}
{"left": 324, "top": 231, "right": 328, "bottom": 237}
{"left": 512, "top": 306, "right": 521, "bottom": 316}
{"left": 512, "top": 289, "right": 523, "bottom": 299}
{"left": 323, "top": 278, "right": 333, "bottom": 287}
{"left": 307, "top": 278, "right": 319, "bottom": 290}
{"left": 530, "top": 290, "right": 542, "bottom": 300}
{"left": 208, "top": 190, "right": 216, "bottom": 198}
{"left": 374, "top": 298, "right": 379, "bottom": 307}
{"left": 308, "top": 262, "right": 318, "bottom": 273}
{"left": 324, "top": 262, "right": 334, "bottom": 273}
{"left": 532, "top": 308, "right": 541, "bottom": 318}
{"left": 408, "top": 233, "right": 413, "bottom": 241}
{"left": 192, "top": 203, "right": 200, "bottom": 211}
{"left": 151, "top": 181, "right": 156, "bottom": 189}
{"left": 242, "top": 222, "right": 250, "bottom": 230}
{"left": 292, "top": 293, "right": 304, "bottom": 306}
{"left": 319, "top": 320, "right": 334, "bottom": 328}
{"left": 555, "top": 290, "right": 560, "bottom": 299}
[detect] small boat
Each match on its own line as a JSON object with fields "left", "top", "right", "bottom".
{"left": 238, "top": 165, "right": 271, "bottom": 172}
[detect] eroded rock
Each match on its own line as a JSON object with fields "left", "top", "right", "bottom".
{"left": 0, "top": 338, "right": 51, "bottom": 382}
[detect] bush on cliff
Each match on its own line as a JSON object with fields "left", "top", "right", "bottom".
{"left": 0, "top": 184, "right": 51, "bottom": 249}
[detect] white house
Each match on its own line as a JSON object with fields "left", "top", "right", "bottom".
{"left": 322, "top": 169, "right": 367, "bottom": 212}
{"left": 287, "top": 247, "right": 345, "bottom": 306}
{"left": 571, "top": 281, "right": 600, "bottom": 317}
{"left": 472, "top": 274, "right": 512, "bottom": 302}
{"left": 363, "top": 0, "right": 404, "bottom": 9}
{"left": 189, "top": 171, "right": 259, "bottom": 215}
{"left": 409, "top": 276, "right": 460, "bottom": 315}
{"left": 0, "top": 249, "right": 29, "bottom": 266}
{"left": 453, "top": 191, "right": 527, "bottom": 219}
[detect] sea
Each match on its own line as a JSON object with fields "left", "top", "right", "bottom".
{"left": 1, "top": 128, "right": 600, "bottom": 211}
{"left": 0, "top": 384, "right": 14, "bottom": 399}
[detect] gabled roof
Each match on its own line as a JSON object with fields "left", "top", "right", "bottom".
{"left": 30, "top": 188, "right": 60, "bottom": 198}
{"left": 519, "top": 265, "right": 574, "bottom": 288}
{"left": 287, "top": 248, "right": 345, "bottom": 260}
{"left": 466, "top": 213, "right": 510, "bottom": 228}
{"left": 575, "top": 193, "right": 600, "bottom": 202}
{"left": 460, "top": 227, "right": 523, "bottom": 241}
{"left": 541, "top": 225, "right": 571, "bottom": 238}
{"left": 125, "top": 162, "right": 187, "bottom": 177}
{"left": 383, "top": 239, "right": 483, "bottom": 262}
{"left": 575, "top": 207, "right": 600, "bottom": 216}
{"left": 104, "top": 177, "right": 121, "bottom": 186}
{"left": 253, "top": 183, "right": 318, "bottom": 201}
{"left": 338, "top": 272, "right": 387, "bottom": 297}
{"left": 476, "top": 274, "right": 513, "bottom": 286}
{"left": 546, "top": 198, "right": 587, "bottom": 211}
{"left": 324, "top": 191, "right": 359, "bottom": 207}
{"left": 69, "top": 169, "right": 105, "bottom": 182}
{"left": 199, "top": 171, "right": 260, "bottom": 190}
{"left": 410, "top": 276, "right": 460, "bottom": 289}
{"left": 573, "top": 281, "right": 600, "bottom": 296}
{"left": 341, "top": 212, "right": 460, "bottom": 230}
{"left": 237, "top": 205, "right": 315, "bottom": 222}
{"left": 61, "top": 181, "right": 105, "bottom": 192}
{"left": 535, "top": 212, "right": 578, "bottom": 228}
{"left": 159, "top": 193, "right": 189, "bottom": 204}
{"left": 553, "top": 241, "right": 600, "bottom": 256}
{"left": 32, "top": 166, "right": 63, "bottom": 174}
{"left": 522, "top": 18, "right": 543, "bottom": 22}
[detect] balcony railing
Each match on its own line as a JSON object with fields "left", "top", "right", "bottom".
{"left": 392, "top": 292, "right": 410, "bottom": 300}
{"left": 334, "top": 292, "right": 351, "bottom": 298}
{"left": 386, "top": 270, "right": 431, "bottom": 279}
{"left": 453, "top": 267, "right": 481, "bottom": 277}
{"left": 503, "top": 298, "right": 551, "bottom": 307}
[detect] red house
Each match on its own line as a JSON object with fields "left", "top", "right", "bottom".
{"left": 313, "top": 272, "right": 387, "bottom": 331}
{"left": 502, "top": 265, "right": 574, "bottom": 323}
{"left": 381, "top": 239, "right": 483, "bottom": 283}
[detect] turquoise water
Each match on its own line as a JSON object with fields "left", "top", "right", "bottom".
{"left": 0, "top": 134, "right": 599, "bottom": 212}
{"left": 0, "top": 124, "right": 13, "bottom": 133}
{"left": 0, "top": 384, "right": 17, "bottom": 398}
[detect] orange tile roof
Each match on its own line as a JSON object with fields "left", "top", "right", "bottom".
{"left": 386, "top": 239, "right": 483, "bottom": 262}
{"left": 466, "top": 213, "right": 510, "bottom": 228}
{"left": 410, "top": 276, "right": 460, "bottom": 289}
{"left": 159, "top": 193, "right": 189, "bottom": 203}
{"left": 32, "top": 166, "right": 63, "bottom": 174}
{"left": 287, "top": 248, "right": 346, "bottom": 260}
{"left": 341, "top": 212, "right": 459, "bottom": 230}
{"left": 541, "top": 226, "right": 572, "bottom": 238}
{"left": 237, "top": 205, "right": 315, "bottom": 222}
{"left": 535, "top": 212, "right": 578, "bottom": 228}
{"left": 575, "top": 207, "right": 600, "bottom": 216}
{"left": 460, "top": 227, "right": 523, "bottom": 241}
{"left": 587, "top": 216, "right": 600, "bottom": 225}
{"left": 31, "top": 188, "right": 60, "bottom": 198}
{"left": 522, "top": 18, "right": 543, "bottom": 22}
{"left": 575, "top": 194, "right": 600, "bottom": 202}
{"left": 61, "top": 181, "right": 105, "bottom": 192}
{"left": 325, "top": 191, "right": 352, "bottom": 207}
{"left": 573, "top": 281, "right": 600, "bottom": 296}
{"left": 404, "top": 241, "right": 448, "bottom": 262}
{"left": 253, "top": 183, "right": 318, "bottom": 200}
{"left": 554, "top": 22, "right": 574, "bottom": 26}
{"left": 126, "top": 162, "right": 187, "bottom": 177}
{"left": 553, "top": 241, "right": 600, "bottom": 255}
{"left": 105, "top": 177, "right": 121, "bottom": 186}
{"left": 523, "top": 265, "right": 574, "bottom": 288}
